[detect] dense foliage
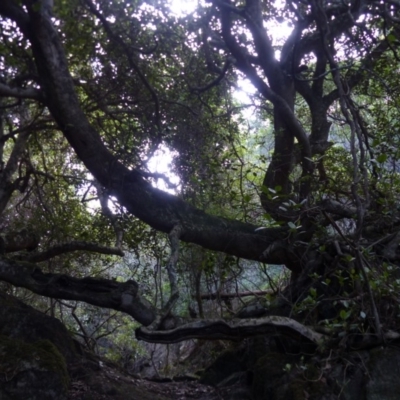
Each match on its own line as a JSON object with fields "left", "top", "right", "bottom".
{"left": 1, "top": 0, "right": 400, "bottom": 355}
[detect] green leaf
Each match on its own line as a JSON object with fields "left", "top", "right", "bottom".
{"left": 377, "top": 153, "right": 388, "bottom": 163}
{"left": 339, "top": 310, "right": 351, "bottom": 320}
{"left": 243, "top": 194, "right": 251, "bottom": 203}
{"left": 387, "top": 33, "right": 397, "bottom": 43}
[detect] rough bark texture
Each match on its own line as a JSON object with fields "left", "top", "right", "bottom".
{"left": 0, "top": 0, "right": 295, "bottom": 268}
{"left": 136, "top": 316, "right": 326, "bottom": 345}
{"left": 0, "top": 259, "right": 156, "bottom": 326}
{"left": 0, "top": 0, "right": 398, "bottom": 346}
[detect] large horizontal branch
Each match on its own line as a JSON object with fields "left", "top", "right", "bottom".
{"left": 24, "top": 241, "right": 124, "bottom": 263}
{"left": 0, "top": 1, "right": 293, "bottom": 267}
{"left": 136, "top": 316, "right": 327, "bottom": 345}
{"left": 0, "top": 257, "right": 156, "bottom": 326}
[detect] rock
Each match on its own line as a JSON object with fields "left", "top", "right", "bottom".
{"left": 0, "top": 291, "right": 78, "bottom": 362}
{"left": 366, "top": 347, "right": 400, "bottom": 400}
{"left": 0, "top": 335, "right": 69, "bottom": 400}
{"left": 252, "top": 352, "right": 294, "bottom": 400}
{"left": 0, "top": 290, "right": 81, "bottom": 399}
{"left": 200, "top": 349, "right": 246, "bottom": 386}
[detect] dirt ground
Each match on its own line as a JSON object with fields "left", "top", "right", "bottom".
{"left": 67, "top": 357, "right": 250, "bottom": 400}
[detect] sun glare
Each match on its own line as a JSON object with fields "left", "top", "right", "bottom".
{"left": 147, "top": 147, "right": 181, "bottom": 194}
{"left": 169, "top": 0, "right": 198, "bottom": 16}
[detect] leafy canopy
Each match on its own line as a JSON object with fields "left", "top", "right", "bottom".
{"left": 0, "top": 0, "right": 400, "bottom": 346}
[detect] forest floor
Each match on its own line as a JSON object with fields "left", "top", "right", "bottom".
{"left": 67, "top": 355, "right": 248, "bottom": 400}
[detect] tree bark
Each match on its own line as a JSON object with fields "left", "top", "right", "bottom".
{"left": 0, "top": 258, "right": 156, "bottom": 326}
{"left": 0, "top": 0, "right": 295, "bottom": 268}
{"left": 136, "top": 316, "right": 326, "bottom": 345}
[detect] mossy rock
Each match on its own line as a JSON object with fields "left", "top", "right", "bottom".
{"left": 0, "top": 291, "right": 78, "bottom": 363}
{"left": 0, "top": 335, "right": 70, "bottom": 400}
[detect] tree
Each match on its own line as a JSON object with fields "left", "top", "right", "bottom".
{"left": 0, "top": 0, "right": 400, "bottom": 347}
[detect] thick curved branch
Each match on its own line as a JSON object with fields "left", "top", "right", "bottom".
{"left": 0, "top": 258, "right": 156, "bottom": 325}
{"left": 243, "top": 0, "right": 282, "bottom": 85}
{"left": 136, "top": 316, "right": 327, "bottom": 345}
{"left": 24, "top": 241, "right": 124, "bottom": 263}
{"left": 0, "top": 0, "right": 294, "bottom": 267}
